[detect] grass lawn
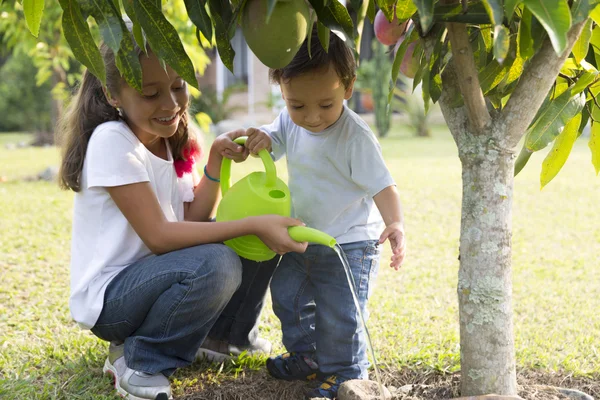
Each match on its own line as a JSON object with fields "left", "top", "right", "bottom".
{"left": 0, "top": 125, "right": 598, "bottom": 399}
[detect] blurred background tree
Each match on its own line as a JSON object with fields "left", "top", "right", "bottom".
{"left": 0, "top": 0, "right": 210, "bottom": 145}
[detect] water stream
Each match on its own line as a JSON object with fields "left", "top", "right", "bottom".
{"left": 333, "top": 244, "right": 386, "bottom": 399}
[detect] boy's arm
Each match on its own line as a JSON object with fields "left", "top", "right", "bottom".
{"left": 373, "top": 185, "right": 407, "bottom": 270}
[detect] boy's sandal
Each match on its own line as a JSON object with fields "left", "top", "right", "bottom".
{"left": 266, "top": 352, "right": 319, "bottom": 381}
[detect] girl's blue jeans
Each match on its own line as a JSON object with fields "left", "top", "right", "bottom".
{"left": 91, "top": 243, "right": 279, "bottom": 375}
{"left": 270, "top": 240, "right": 381, "bottom": 380}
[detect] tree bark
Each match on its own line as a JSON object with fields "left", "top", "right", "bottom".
{"left": 436, "top": 20, "right": 588, "bottom": 396}
{"left": 439, "top": 62, "right": 518, "bottom": 396}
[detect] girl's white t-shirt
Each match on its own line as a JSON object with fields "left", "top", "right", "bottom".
{"left": 69, "top": 121, "right": 193, "bottom": 329}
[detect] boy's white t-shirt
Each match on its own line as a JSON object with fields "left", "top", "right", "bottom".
{"left": 69, "top": 121, "right": 193, "bottom": 329}
{"left": 260, "top": 106, "right": 396, "bottom": 244}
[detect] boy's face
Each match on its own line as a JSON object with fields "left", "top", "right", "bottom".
{"left": 112, "top": 51, "right": 189, "bottom": 144}
{"left": 281, "top": 65, "right": 355, "bottom": 133}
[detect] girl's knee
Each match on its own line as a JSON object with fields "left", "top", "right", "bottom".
{"left": 202, "top": 244, "right": 243, "bottom": 294}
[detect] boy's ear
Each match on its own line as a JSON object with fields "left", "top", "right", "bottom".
{"left": 344, "top": 76, "right": 357, "bottom": 100}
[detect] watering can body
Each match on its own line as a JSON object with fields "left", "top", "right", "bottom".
{"left": 215, "top": 137, "right": 335, "bottom": 261}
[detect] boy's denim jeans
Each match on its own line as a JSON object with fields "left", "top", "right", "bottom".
{"left": 270, "top": 240, "right": 380, "bottom": 380}
{"left": 91, "top": 243, "right": 279, "bottom": 375}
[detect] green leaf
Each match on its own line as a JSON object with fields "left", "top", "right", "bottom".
{"left": 571, "top": 0, "right": 592, "bottom": 24}
{"left": 572, "top": 18, "right": 593, "bottom": 64}
{"left": 540, "top": 113, "right": 581, "bottom": 188}
{"left": 80, "top": 0, "right": 124, "bottom": 54}
{"left": 526, "top": 90, "right": 586, "bottom": 151}
{"left": 133, "top": 0, "right": 199, "bottom": 88}
{"left": 433, "top": 1, "right": 490, "bottom": 23}
{"left": 504, "top": 0, "right": 521, "bottom": 20}
{"left": 378, "top": 0, "right": 396, "bottom": 22}
{"left": 479, "top": 60, "right": 511, "bottom": 93}
{"left": 522, "top": 0, "right": 572, "bottom": 55}
{"left": 396, "top": 0, "right": 417, "bottom": 21}
{"left": 184, "top": 0, "right": 213, "bottom": 43}
{"left": 389, "top": 23, "right": 417, "bottom": 103}
{"left": 116, "top": 24, "right": 143, "bottom": 92}
{"left": 427, "top": 28, "right": 446, "bottom": 103}
{"left": 571, "top": 71, "right": 598, "bottom": 95}
{"left": 367, "top": 0, "right": 376, "bottom": 23}
{"left": 514, "top": 145, "right": 533, "bottom": 176}
{"left": 414, "top": 0, "right": 435, "bottom": 33}
{"left": 208, "top": 2, "right": 235, "bottom": 73}
{"left": 590, "top": 120, "right": 600, "bottom": 174}
{"left": 122, "top": 0, "right": 147, "bottom": 52}
{"left": 307, "top": 11, "right": 315, "bottom": 59}
{"left": 493, "top": 25, "right": 510, "bottom": 63}
{"left": 308, "top": 0, "right": 354, "bottom": 40}
{"left": 482, "top": 0, "right": 504, "bottom": 26}
{"left": 518, "top": 6, "right": 535, "bottom": 59}
{"left": 317, "top": 21, "right": 330, "bottom": 53}
{"left": 23, "top": 0, "right": 45, "bottom": 38}
{"left": 591, "top": 3, "right": 600, "bottom": 24}
{"left": 58, "top": 0, "right": 106, "bottom": 84}
{"left": 506, "top": 48, "right": 525, "bottom": 85}
{"left": 422, "top": 65, "right": 431, "bottom": 113}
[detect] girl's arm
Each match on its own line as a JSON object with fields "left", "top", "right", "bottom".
{"left": 184, "top": 129, "right": 249, "bottom": 222}
{"left": 107, "top": 181, "right": 307, "bottom": 255}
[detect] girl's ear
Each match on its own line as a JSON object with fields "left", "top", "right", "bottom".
{"left": 102, "top": 86, "right": 119, "bottom": 108}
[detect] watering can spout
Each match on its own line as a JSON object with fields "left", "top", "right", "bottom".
{"left": 288, "top": 226, "right": 336, "bottom": 248}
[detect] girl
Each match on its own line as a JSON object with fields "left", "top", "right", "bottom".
{"left": 57, "top": 31, "right": 307, "bottom": 400}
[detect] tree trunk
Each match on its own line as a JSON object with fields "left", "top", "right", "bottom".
{"left": 438, "top": 61, "right": 517, "bottom": 395}
{"left": 457, "top": 134, "right": 517, "bottom": 395}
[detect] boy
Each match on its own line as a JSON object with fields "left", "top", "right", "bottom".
{"left": 245, "top": 28, "right": 406, "bottom": 399}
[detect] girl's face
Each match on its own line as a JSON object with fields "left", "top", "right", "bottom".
{"left": 113, "top": 51, "right": 189, "bottom": 145}
{"left": 280, "top": 65, "right": 355, "bottom": 133}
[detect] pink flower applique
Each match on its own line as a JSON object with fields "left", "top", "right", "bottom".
{"left": 174, "top": 140, "right": 202, "bottom": 178}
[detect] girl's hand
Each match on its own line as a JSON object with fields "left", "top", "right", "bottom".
{"left": 252, "top": 215, "right": 308, "bottom": 255}
{"left": 245, "top": 127, "right": 272, "bottom": 156}
{"left": 211, "top": 129, "right": 250, "bottom": 163}
{"left": 378, "top": 222, "right": 406, "bottom": 270}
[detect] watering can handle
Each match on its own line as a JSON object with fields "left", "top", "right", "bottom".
{"left": 220, "top": 136, "right": 277, "bottom": 196}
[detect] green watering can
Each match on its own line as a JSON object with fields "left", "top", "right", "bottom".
{"left": 216, "top": 137, "right": 336, "bottom": 261}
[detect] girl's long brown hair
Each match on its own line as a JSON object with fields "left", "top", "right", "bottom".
{"left": 57, "top": 26, "right": 197, "bottom": 192}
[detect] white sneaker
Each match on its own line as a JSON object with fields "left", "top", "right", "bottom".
{"left": 103, "top": 343, "right": 173, "bottom": 400}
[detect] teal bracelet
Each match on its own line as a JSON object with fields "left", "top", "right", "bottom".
{"left": 204, "top": 165, "right": 220, "bottom": 182}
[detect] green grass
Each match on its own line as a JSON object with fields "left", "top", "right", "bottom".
{"left": 0, "top": 127, "right": 599, "bottom": 399}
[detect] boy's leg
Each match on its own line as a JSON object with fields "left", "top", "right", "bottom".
{"left": 267, "top": 250, "right": 320, "bottom": 381}
{"left": 91, "top": 244, "right": 243, "bottom": 376}
{"left": 205, "top": 256, "right": 280, "bottom": 348}
{"left": 270, "top": 251, "right": 317, "bottom": 354}
{"left": 311, "top": 240, "right": 380, "bottom": 381}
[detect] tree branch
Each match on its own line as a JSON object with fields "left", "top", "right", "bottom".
{"left": 439, "top": 62, "right": 470, "bottom": 147}
{"left": 446, "top": 22, "right": 491, "bottom": 134}
{"left": 500, "top": 21, "right": 587, "bottom": 147}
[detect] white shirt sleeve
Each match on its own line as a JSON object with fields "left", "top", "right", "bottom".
{"left": 260, "top": 109, "right": 287, "bottom": 161}
{"left": 86, "top": 125, "right": 150, "bottom": 188}
{"left": 346, "top": 132, "right": 396, "bottom": 197}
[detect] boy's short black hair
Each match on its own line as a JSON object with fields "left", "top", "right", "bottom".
{"left": 269, "top": 26, "right": 356, "bottom": 89}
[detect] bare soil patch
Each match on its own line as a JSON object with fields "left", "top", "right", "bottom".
{"left": 178, "top": 368, "right": 598, "bottom": 400}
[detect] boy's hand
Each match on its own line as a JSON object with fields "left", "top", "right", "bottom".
{"left": 211, "top": 129, "right": 250, "bottom": 163}
{"left": 245, "top": 127, "right": 272, "bottom": 156}
{"left": 378, "top": 222, "right": 406, "bottom": 270}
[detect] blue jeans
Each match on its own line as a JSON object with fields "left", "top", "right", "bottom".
{"left": 91, "top": 244, "right": 278, "bottom": 375}
{"left": 270, "top": 240, "right": 380, "bottom": 380}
